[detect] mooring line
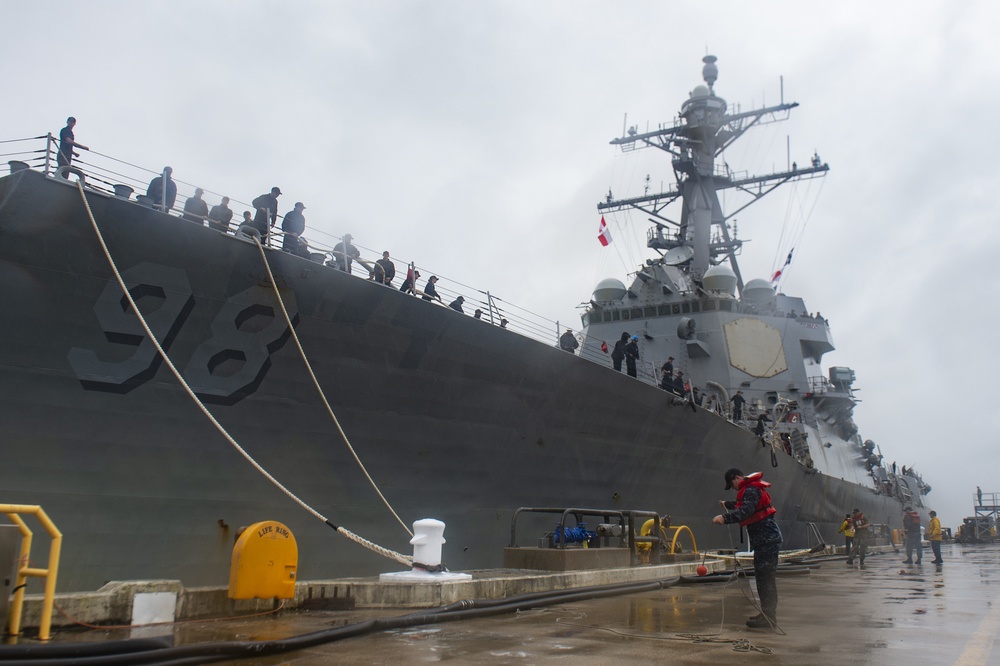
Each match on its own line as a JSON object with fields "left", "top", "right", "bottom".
{"left": 76, "top": 181, "right": 413, "bottom": 567}
{"left": 250, "top": 235, "right": 413, "bottom": 537}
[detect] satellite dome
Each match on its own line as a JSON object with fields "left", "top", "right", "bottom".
{"left": 742, "top": 278, "right": 776, "bottom": 308}
{"left": 691, "top": 84, "right": 710, "bottom": 98}
{"left": 702, "top": 264, "right": 737, "bottom": 296}
{"left": 593, "top": 278, "right": 627, "bottom": 303}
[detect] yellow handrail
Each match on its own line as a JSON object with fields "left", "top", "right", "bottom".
{"left": 667, "top": 525, "right": 698, "bottom": 554}
{"left": 1, "top": 504, "right": 61, "bottom": 641}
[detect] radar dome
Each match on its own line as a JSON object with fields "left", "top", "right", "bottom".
{"left": 593, "top": 278, "right": 627, "bottom": 303}
{"left": 742, "top": 278, "right": 776, "bottom": 308}
{"left": 702, "top": 265, "right": 737, "bottom": 296}
{"left": 691, "top": 84, "right": 710, "bottom": 98}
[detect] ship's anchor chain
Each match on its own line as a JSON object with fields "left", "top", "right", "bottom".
{"left": 76, "top": 182, "right": 414, "bottom": 569}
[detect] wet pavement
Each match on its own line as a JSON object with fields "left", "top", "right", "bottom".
{"left": 9, "top": 543, "right": 1000, "bottom": 665}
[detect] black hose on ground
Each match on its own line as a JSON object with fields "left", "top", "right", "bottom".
{"left": 0, "top": 577, "right": 682, "bottom": 666}
{"left": 0, "top": 638, "right": 173, "bottom": 660}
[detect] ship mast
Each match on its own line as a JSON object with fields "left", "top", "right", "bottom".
{"left": 598, "top": 56, "right": 828, "bottom": 291}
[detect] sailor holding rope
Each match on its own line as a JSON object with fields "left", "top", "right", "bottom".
{"left": 713, "top": 468, "right": 783, "bottom": 629}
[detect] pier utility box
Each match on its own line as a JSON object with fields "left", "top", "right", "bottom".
{"left": 503, "top": 546, "right": 630, "bottom": 571}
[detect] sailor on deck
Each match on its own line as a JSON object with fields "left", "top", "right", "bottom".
{"left": 624, "top": 335, "right": 639, "bottom": 378}
{"left": 611, "top": 332, "right": 629, "bottom": 372}
{"left": 146, "top": 167, "right": 177, "bottom": 212}
{"left": 332, "top": 234, "right": 360, "bottom": 272}
{"left": 251, "top": 186, "right": 282, "bottom": 240}
{"left": 559, "top": 329, "right": 579, "bottom": 353}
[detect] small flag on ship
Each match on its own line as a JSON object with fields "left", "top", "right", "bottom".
{"left": 771, "top": 248, "right": 794, "bottom": 282}
{"left": 598, "top": 216, "right": 613, "bottom": 246}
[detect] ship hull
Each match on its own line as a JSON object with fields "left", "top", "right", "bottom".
{"left": 0, "top": 171, "right": 907, "bottom": 592}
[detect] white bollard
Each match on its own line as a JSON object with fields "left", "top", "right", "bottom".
{"left": 379, "top": 518, "right": 472, "bottom": 582}
{"left": 410, "top": 518, "right": 446, "bottom": 570}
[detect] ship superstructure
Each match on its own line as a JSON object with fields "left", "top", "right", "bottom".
{"left": 582, "top": 56, "right": 928, "bottom": 504}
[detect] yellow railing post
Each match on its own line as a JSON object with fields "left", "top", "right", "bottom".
{"left": 667, "top": 525, "right": 698, "bottom": 555}
{"left": 1, "top": 504, "right": 62, "bottom": 641}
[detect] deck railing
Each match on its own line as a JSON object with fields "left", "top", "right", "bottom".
{"left": 4, "top": 133, "right": 828, "bottom": 455}
{"left": 2, "top": 134, "right": 580, "bottom": 352}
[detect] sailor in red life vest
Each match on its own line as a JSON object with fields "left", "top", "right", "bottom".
{"left": 713, "top": 468, "right": 783, "bottom": 629}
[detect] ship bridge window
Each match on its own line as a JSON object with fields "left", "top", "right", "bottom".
{"left": 704, "top": 300, "right": 717, "bottom": 311}
{"left": 581, "top": 313, "right": 590, "bottom": 327}
{"left": 682, "top": 303, "right": 691, "bottom": 314}
{"left": 630, "top": 307, "right": 642, "bottom": 319}
{"left": 658, "top": 305, "right": 671, "bottom": 316}
{"left": 691, "top": 302, "right": 701, "bottom": 313}
{"left": 612, "top": 310, "right": 621, "bottom": 321}
{"left": 603, "top": 311, "right": 613, "bottom": 323}
{"left": 644, "top": 306, "right": 657, "bottom": 318}
{"left": 719, "top": 300, "right": 733, "bottom": 312}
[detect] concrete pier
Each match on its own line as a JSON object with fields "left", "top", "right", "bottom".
{"left": 4, "top": 544, "right": 999, "bottom": 665}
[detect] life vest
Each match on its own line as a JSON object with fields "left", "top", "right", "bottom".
{"left": 735, "top": 472, "right": 777, "bottom": 527}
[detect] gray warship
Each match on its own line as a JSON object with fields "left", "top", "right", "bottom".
{"left": 0, "top": 56, "right": 929, "bottom": 593}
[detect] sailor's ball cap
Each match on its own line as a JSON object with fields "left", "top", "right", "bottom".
{"left": 724, "top": 467, "right": 744, "bottom": 490}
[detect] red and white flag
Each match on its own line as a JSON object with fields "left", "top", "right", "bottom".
{"left": 598, "top": 216, "right": 613, "bottom": 246}
{"left": 771, "top": 248, "right": 794, "bottom": 282}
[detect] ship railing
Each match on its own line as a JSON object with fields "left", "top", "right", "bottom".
{"left": 1, "top": 136, "right": 50, "bottom": 175}
{"left": 2, "top": 134, "right": 580, "bottom": 351}
{"left": 974, "top": 491, "right": 1000, "bottom": 511}
{"left": 806, "top": 376, "right": 839, "bottom": 395}
{"left": 804, "top": 522, "right": 825, "bottom": 551}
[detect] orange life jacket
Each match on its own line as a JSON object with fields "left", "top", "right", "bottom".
{"left": 736, "top": 472, "right": 777, "bottom": 527}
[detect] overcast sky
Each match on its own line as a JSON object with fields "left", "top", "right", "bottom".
{"left": 4, "top": 1, "right": 998, "bottom": 529}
